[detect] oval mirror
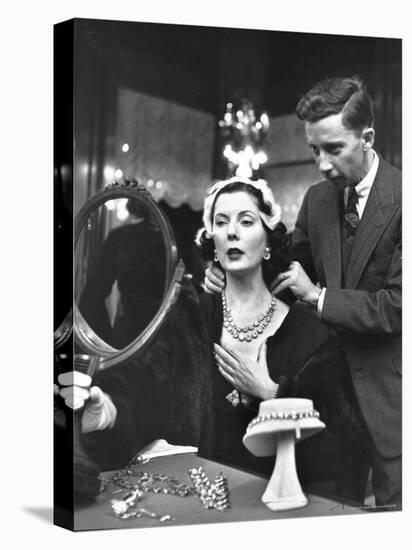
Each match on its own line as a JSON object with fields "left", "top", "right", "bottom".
{"left": 54, "top": 180, "right": 185, "bottom": 370}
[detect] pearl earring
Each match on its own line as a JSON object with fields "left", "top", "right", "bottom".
{"left": 214, "top": 250, "right": 219, "bottom": 262}
{"left": 263, "top": 247, "right": 271, "bottom": 260}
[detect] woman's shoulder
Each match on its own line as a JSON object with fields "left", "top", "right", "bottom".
{"left": 198, "top": 291, "right": 220, "bottom": 311}
{"left": 198, "top": 292, "right": 223, "bottom": 338}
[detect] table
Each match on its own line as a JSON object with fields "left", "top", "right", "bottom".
{"left": 73, "top": 453, "right": 365, "bottom": 531}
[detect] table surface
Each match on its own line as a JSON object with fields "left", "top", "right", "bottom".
{"left": 74, "top": 453, "right": 365, "bottom": 531}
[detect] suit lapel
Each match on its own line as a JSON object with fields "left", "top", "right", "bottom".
{"left": 318, "top": 184, "right": 343, "bottom": 288}
{"left": 345, "top": 159, "right": 398, "bottom": 288}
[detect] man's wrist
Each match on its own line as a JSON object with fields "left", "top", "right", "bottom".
{"left": 305, "top": 285, "right": 321, "bottom": 307}
{"left": 317, "top": 287, "right": 326, "bottom": 314}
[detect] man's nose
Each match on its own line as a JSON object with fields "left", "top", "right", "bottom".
{"left": 318, "top": 151, "right": 333, "bottom": 174}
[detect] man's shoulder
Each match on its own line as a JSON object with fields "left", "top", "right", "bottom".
{"left": 376, "top": 156, "right": 402, "bottom": 202}
{"left": 303, "top": 179, "right": 333, "bottom": 200}
{"left": 379, "top": 156, "right": 401, "bottom": 178}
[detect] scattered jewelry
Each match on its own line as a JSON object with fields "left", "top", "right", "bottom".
{"left": 111, "top": 456, "right": 196, "bottom": 497}
{"left": 213, "top": 473, "right": 231, "bottom": 511}
{"left": 188, "top": 467, "right": 231, "bottom": 511}
{"left": 134, "top": 508, "right": 175, "bottom": 522}
{"left": 110, "top": 489, "right": 175, "bottom": 522}
{"left": 222, "top": 290, "right": 277, "bottom": 342}
{"left": 111, "top": 489, "right": 144, "bottom": 516}
{"left": 113, "top": 507, "right": 175, "bottom": 522}
{"left": 109, "top": 457, "right": 230, "bottom": 522}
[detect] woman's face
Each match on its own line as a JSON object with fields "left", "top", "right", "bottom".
{"left": 212, "top": 191, "right": 267, "bottom": 276}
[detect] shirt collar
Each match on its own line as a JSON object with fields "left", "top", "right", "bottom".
{"left": 354, "top": 149, "right": 379, "bottom": 198}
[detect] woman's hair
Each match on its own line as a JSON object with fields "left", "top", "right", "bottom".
{"left": 196, "top": 181, "right": 291, "bottom": 287}
{"left": 296, "top": 75, "right": 374, "bottom": 133}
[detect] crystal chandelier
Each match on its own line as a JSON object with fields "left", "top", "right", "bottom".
{"left": 218, "top": 100, "right": 270, "bottom": 178}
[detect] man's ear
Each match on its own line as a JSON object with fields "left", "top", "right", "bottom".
{"left": 362, "top": 127, "right": 375, "bottom": 151}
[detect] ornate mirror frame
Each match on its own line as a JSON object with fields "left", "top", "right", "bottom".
{"left": 54, "top": 180, "right": 186, "bottom": 371}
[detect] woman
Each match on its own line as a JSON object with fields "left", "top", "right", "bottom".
{"left": 63, "top": 177, "right": 366, "bottom": 502}
{"left": 194, "top": 177, "right": 365, "bottom": 497}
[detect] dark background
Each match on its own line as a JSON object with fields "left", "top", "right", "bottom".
{"left": 62, "top": 18, "right": 401, "bottom": 280}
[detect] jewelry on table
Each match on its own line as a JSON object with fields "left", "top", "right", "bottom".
{"left": 121, "top": 508, "right": 175, "bottom": 522}
{"left": 111, "top": 469, "right": 196, "bottom": 497}
{"left": 111, "top": 489, "right": 144, "bottom": 517}
{"left": 188, "top": 467, "right": 231, "bottom": 511}
{"left": 109, "top": 456, "right": 230, "bottom": 522}
{"left": 111, "top": 490, "right": 175, "bottom": 522}
{"left": 111, "top": 455, "right": 196, "bottom": 497}
{"left": 222, "top": 290, "right": 277, "bottom": 342}
{"left": 213, "top": 473, "right": 231, "bottom": 511}
{"left": 109, "top": 454, "right": 193, "bottom": 523}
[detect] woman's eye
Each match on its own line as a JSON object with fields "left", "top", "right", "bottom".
{"left": 215, "top": 219, "right": 226, "bottom": 227}
{"left": 241, "top": 218, "right": 253, "bottom": 226}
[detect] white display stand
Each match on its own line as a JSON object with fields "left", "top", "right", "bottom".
{"left": 243, "top": 398, "right": 325, "bottom": 512}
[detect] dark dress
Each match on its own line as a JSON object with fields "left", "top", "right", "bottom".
{"left": 199, "top": 293, "right": 366, "bottom": 498}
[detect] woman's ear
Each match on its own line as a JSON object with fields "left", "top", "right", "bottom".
{"left": 362, "top": 127, "right": 375, "bottom": 151}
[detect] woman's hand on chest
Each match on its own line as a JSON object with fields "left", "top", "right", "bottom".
{"left": 214, "top": 340, "right": 278, "bottom": 401}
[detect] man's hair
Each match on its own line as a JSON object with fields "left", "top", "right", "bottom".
{"left": 296, "top": 75, "right": 374, "bottom": 132}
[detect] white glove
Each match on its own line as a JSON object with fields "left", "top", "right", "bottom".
{"left": 58, "top": 371, "right": 117, "bottom": 433}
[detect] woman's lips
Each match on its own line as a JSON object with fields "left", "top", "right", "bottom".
{"left": 227, "top": 248, "right": 244, "bottom": 259}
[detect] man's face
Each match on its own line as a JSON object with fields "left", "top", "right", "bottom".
{"left": 305, "top": 112, "right": 373, "bottom": 189}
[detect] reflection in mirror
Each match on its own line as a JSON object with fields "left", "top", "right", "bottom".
{"left": 75, "top": 197, "right": 166, "bottom": 350}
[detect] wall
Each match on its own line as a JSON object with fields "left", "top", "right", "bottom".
{"left": 263, "top": 113, "right": 318, "bottom": 231}
{"left": 114, "top": 88, "right": 215, "bottom": 211}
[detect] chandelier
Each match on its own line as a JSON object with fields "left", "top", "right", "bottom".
{"left": 218, "top": 100, "right": 270, "bottom": 179}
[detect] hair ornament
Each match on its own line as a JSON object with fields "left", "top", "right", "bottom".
{"left": 195, "top": 177, "right": 281, "bottom": 247}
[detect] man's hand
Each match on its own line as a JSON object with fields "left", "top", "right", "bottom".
{"left": 204, "top": 263, "right": 225, "bottom": 294}
{"left": 272, "top": 261, "right": 321, "bottom": 307}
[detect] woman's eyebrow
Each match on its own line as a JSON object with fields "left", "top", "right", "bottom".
{"left": 214, "top": 209, "right": 257, "bottom": 218}
{"left": 238, "top": 210, "right": 257, "bottom": 217}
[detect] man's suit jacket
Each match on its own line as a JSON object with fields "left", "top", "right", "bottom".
{"left": 292, "top": 157, "right": 402, "bottom": 459}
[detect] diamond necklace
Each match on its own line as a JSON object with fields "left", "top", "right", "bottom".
{"left": 222, "top": 290, "right": 277, "bottom": 342}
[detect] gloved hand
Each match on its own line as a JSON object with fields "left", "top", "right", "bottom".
{"left": 57, "top": 371, "right": 117, "bottom": 433}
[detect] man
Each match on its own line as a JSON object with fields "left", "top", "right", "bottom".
{"left": 205, "top": 76, "right": 401, "bottom": 509}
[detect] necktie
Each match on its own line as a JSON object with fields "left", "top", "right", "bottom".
{"left": 344, "top": 186, "right": 360, "bottom": 244}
